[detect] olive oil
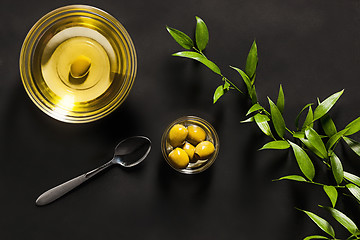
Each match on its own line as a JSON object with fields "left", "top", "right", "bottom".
{"left": 37, "top": 26, "right": 120, "bottom": 112}
{"left": 20, "top": 5, "right": 137, "bottom": 123}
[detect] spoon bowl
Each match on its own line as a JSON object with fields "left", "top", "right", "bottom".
{"left": 36, "top": 136, "right": 151, "bottom": 206}
{"left": 113, "top": 136, "right": 151, "bottom": 167}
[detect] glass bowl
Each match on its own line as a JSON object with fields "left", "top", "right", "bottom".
{"left": 161, "top": 116, "right": 219, "bottom": 174}
{"left": 19, "top": 5, "right": 137, "bottom": 123}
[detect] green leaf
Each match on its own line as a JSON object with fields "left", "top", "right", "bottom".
{"left": 344, "top": 171, "right": 360, "bottom": 187}
{"left": 166, "top": 26, "right": 194, "bottom": 50}
{"left": 305, "top": 127, "right": 327, "bottom": 159}
{"left": 275, "top": 175, "right": 308, "bottom": 182}
{"left": 344, "top": 117, "right": 360, "bottom": 136}
{"left": 313, "top": 90, "right": 344, "bottom": 121}
{"left": 250, "top": 84, "right": 258, "bottom": 104}
{"left": 326, "top": 129, "right": 349, "bottom": 150}
{"left": 330, "top": 153, "right": 344, "bottom": 185}
{"left": 295, "top": 103, "right": 314, "bottom": 130}
{"left": 245, "top": 40, "right": 258, "bottom": 79}
{"left": 347, "top": 236, "right": 360, "bottom": 240}
{"left": 240, "top": 116, "right": 254, "bottom": 123}
{"left": 250, "top": 73, "right": 256, "bottom": 85}
{"left": 343, "top": 137, "right": 360, "bottom": 157}
{"left": 213, "top": 85, "right": 224, "bottom": 104}
{"left": 173, "top": 51, "right": 221, "bottom": 75}
{"left": 246, "top": 103, "right": 264, "bottom": 116}
{"left": 302, "top": 106, "right": 314, "bottom": 130}
{"left": 323, "top": 185, "right": 338, "bottom": 208}
{"left": 320, "top": 206, "right": 359, "bottom": 236}
{"left": 346, "top": 183, "right": 360, "bottom": 202}
{"left": 223, "top": 80, "right": 230, "bottom": 90}
{"left": 300, "top": 138, "right": 326, "bottom": 159}
{"left": 289, "top": 141, "right": 315, "bottom": 181}
{"left": 320, "top": 114, "right": 337, "bottom": 138}
{"left": 195, "top": 16, "right": 209, "bottom": 51}
{"left": 317, "top": 98, "right": 321, "bottom": 105}
{"left": 293, "top": 131, "right": 305, "bottom": 139}
{"left": 254, "top": 113, "right": 270, "bottom": 122}
{"left": 230, "top": 66, "right": 252, "bottom": 96}
{"left": 259, "top": 140, "right": 290, "bottom": 150}
{"left": 229, "top": 65, "right": 257, "bottom": 103}
{"left": 254, "top": 113, "right": 273, "bottom": 137}
{"left": 304, "top": 235, "right": 330, "bottom": 240}
{"left": 268, "top": 97, "right": 286, "bottom": 138}
{"left": 277, "top": 84, "right": 285, "bottom": 114}
{"left": 298, "top": 209, "right": 335, "bottom": 238}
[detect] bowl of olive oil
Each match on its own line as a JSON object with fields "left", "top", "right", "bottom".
{"left": 20, "top": 5, "right": 137, "bottom": 123}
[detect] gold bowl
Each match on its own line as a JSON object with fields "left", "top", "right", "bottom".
{"left": 161, "top": 116, "right": 220, "bottom": 174}
{"left": 19, "top": 5, "right": 137, "bottom": 123}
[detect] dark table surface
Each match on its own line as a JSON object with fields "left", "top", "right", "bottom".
{"left": 1, "top": 0, "right": 360, "bottom": 239}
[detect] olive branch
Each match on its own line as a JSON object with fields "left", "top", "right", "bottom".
{"left": 166, "top": 17, "right": 360, "bottom": 240}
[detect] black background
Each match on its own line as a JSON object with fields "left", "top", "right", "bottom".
{"left": 1, "top": 0, "right": 360, "bottom": 239}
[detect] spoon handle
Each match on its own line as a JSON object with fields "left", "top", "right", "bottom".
{"left": 36, "top": 160, "right": 113, "bottom": 206}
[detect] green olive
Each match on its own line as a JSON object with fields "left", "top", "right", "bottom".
{"left": 187, "top": 125, "right": 206, "bottom": 145}
{"left": 195, "top": 141, "right": 215, "bottom": 160}
{"left": 168, "top": 148, "right": 189, "bottom": 169}
{"left": 70, "top": 55, "right": 91, "bottom": 78}
{"left": 168, "top": 124, "right": 188, "bottom": 147}
{"left": 182, "top": 142, "right": 196, "bottom": 162}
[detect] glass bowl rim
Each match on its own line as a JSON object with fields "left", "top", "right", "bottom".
{"left": 19, "top": 4, "right": 137, "bottom": 123}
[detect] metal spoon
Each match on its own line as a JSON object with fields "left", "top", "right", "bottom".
{"left": 35, "top": 136, "right": 151, "bottom": 206}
